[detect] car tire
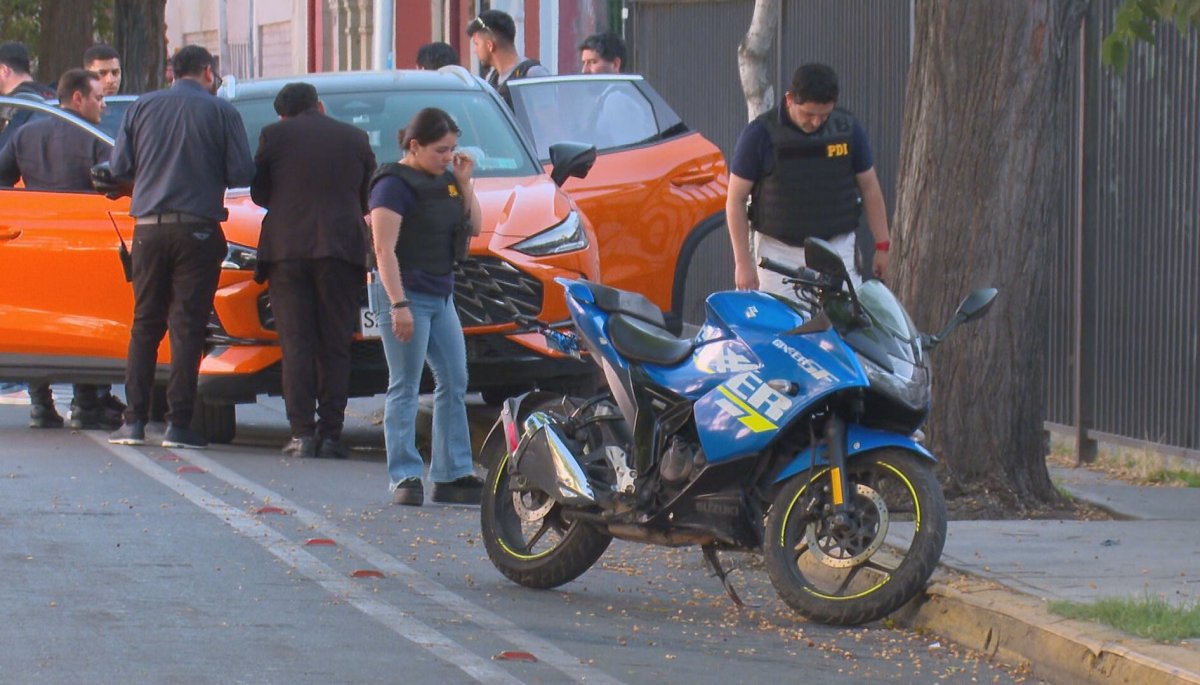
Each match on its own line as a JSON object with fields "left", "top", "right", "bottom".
{"left": 191, "top": 396, "right": 237, "bottom": 444}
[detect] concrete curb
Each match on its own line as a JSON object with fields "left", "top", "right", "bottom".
{"left": 893, "top": 575, "right": 1200, "bottom": 685}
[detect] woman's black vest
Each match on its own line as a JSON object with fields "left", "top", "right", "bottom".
{"left": 369, "top": 163, "right": 464, "bottom": 275}
{"left": 749, "top": 106, "right": 862, "bottom": 246}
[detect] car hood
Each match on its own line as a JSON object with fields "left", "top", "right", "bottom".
{"left": 221, "top": 175, "right": 574, "bottom": 247}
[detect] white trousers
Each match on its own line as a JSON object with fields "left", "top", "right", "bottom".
{"left": 753, "top": 231, "right": 861, "bottom": 299}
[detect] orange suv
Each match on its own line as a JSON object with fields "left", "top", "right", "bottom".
{"left": 0, "top": 69, "right": 727, "bottom": 443}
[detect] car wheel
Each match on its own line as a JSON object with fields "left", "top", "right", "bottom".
{"left": 192, "top": 396, "right": 236, "bottom": 444}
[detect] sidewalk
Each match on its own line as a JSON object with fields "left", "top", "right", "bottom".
{"left": 896, "top": 465, "right": 1200, "bottom": 684}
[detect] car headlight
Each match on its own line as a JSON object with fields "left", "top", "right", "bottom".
{"left": 512, "top": 211, "right": 588, "bottom": 256}
{"left": 222, "top": 242, "right": 258, "bottom": 271}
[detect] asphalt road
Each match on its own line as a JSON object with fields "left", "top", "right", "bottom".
{"left": 0, "top": 390, "right": 1034, "bottom": 684}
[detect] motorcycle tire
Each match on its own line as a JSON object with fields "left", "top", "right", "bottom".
{"left": 764, "top": 448, "right": 946, "bottom": 626}
{"left": 481, "top": 449, "right": 613, "bottom": 589}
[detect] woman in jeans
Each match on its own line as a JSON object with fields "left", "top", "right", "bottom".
{"left": 369, "top": 107, "right": 482, "bottom": 506}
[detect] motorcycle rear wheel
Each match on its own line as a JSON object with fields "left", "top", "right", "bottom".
{"left": 481, "top": 449, "right": 613, "bottom": 589}
{"left": 764, "top": 448, "right": 946, "bottom": 626}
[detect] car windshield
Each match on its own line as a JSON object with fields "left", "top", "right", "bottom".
{"left": 232, "top": 89, "right": 540, "bottom": 178}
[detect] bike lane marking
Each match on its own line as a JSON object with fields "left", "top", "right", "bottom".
{"left": 90, "top": 435, "right": 627, "bottom": 685}
{"left": 93, "top": 438, "right": 522, "bottom": 685}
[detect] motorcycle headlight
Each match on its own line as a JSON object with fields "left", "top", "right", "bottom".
{"left": 512, "top": 211, "right": 587, "bottom": 256}
{"left": 222, "top": 242, "right": 258, "bottom": 271}
{"left": 859, "top": 352, "right": 930, "bottom": 413}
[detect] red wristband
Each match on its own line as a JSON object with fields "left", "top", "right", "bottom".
{"left": 875, "top": 241, "right": 891, "bottom": 252}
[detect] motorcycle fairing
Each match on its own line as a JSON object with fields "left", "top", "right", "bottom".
{"left": 773, "top": 423, "right": 935, "bottom": 483}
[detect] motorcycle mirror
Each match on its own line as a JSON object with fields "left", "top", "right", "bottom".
{"left": 955, "top": 287, "right": 998, "bottom": 324}
{"left": 803, "top": 238, "right": 850, "bottom": 280}
{"left": 549, "top": 142, "right": 597, "bottom": 187}
{"left": 925, "top": 287, "right": 998, "bottom": 349}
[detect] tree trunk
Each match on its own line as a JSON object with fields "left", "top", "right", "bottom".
{"left": 115, "top": 0, "right": 166, "bottom": 93}
{"left": 37, "top": 2, "right": 93, "bottom": 88}
{"left": 737, "top": 0, "right": 780, "bottom": 121}
{"left": 892, "top": 0, "right": 1087, "bottom": 505}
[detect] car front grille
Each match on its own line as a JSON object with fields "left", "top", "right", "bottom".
{"left": 252, "top": 257, "right": 543, "bottom": 332}
{"left": 453, "top": 257, "right": 543, "bottom": 327}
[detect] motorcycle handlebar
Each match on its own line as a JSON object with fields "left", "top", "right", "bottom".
{"left": 757, "top": 257, "right": 829, "bottom": 287}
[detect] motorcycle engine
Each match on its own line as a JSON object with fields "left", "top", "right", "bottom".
{"left": 660, "top": 436, "right": 706, "bottom": 484}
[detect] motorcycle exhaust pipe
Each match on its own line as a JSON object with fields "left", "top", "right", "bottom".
{"left": 512, "top": 412, "right": 596, "bottom": 506}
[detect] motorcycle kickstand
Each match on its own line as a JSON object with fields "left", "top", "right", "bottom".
{"left": 701, "top": 544, "right": 757, "bottom": 608}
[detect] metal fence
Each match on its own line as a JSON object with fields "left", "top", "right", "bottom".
{"left": 627, "top": 0, "right": 1200, "bottom": 459}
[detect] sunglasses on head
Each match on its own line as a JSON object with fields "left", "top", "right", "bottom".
{"left": 471, "top": 15, "right": 491, "bottom": 33}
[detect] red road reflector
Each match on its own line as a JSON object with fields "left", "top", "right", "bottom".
{"left": 351, "top": 569, "right": 385, "bottom": 579}
{"left": 493, "top": 651, "right": 538, "bottom": 663}
{"left": 305, "top": 538, "right": 336, "bottom": 546}
{"left": 176, "top": 465, "right": 205, "bottom": 474}
{"left": 158, "top": 455, "right": 183, "bottom": 462}
{"left": 253, "top": 506, "right": 287, "bottom": 515}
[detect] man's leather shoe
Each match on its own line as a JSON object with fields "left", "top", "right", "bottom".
{"left": 431, "top": 475, "right": 484, "bottom": 505}
{"left": 391, "top": 478, "right": 424, "bottom": 506}
{"left": 316, "top": 437, "right": 350, "bottom": 460}
{"left": 29, "top": 403, "right": 64, "bottom": 429}
{"left": 282, "top": 436, "right": 316, "bottom": 458}
{"left": 108, "top": 421, "right": 147, "bottom": 445}
{"left": 162, "top": 425, "right": 208, "bottom": 449}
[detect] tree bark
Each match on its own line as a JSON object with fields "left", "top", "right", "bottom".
{"left": 37, "top": 2, "right": 93, "bottom": 88}
{"left": 737, "top": 0, "right": 780, "bottom": 121}
{"left": 115, "top": 0, "right": 166, "bottom": 93}
{"left": 892, "top": 0, "right": 1087, "bottom": 505}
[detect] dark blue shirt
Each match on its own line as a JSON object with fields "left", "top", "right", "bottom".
{"left": 730, "top": 103, "right": 874, "bottom": 181}
{"left": 368, "top": 174, "right": 454, "bottom": 297}
{"left": 110, "top": 79, "right": 254, "bottom": 221}
{"left": 0, "top": 110, "right": 109, "bottom": 190}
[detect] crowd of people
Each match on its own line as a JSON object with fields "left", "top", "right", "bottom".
{"left": 0, "top": 9, "right": 892, "bottom": 508}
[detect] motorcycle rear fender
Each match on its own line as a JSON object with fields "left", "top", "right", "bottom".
{"left": 774, "top": 424, "right": 935, "bottom": 483}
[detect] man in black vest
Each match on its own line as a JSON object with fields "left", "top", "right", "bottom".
{"left": 251, "top": 82, "right": 376, "bottom": 460}
{"left": 466, "top": 9, "right": 549, "bottom": 108}
{"left": 726, "top": 63, "right": 892, "bottom": 296}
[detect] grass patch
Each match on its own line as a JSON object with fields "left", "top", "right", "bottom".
{"left": 1049, "top": 594, "right": 1200, "bottom": 642}
{"left": 1144, "top": 469, "right": 1200, "bottom": 488}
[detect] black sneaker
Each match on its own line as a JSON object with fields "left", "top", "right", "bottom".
{"left": 29, "top": 403, "right": 64, "bottom": 429}
{"left": 431, "top": 475, "right": 484, "bottom": 505}
{"left": 108, "top": 421, "right": 147, "bottom": 446}
{"left": 282, "top": 436, "right": 316, "bottom": 459}
{"left": 316, "top": 437, "right": 350, "bottom": 460}
{"left": 162, "top": 424, "right": 208, "bottom": 449}
{"left": 391, "top": 478, "right": 424, "bottom": 506}
{"left": 67, "top": 404, "right": 123, "bottom": 431}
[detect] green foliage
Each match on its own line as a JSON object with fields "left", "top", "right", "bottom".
{"left": 0, "top": 0, "right": 41, "bottom": 48}
{"left": 1104, "top": 0, "right": 1200, "bottom": 71}
{"left": 1144, "top": 468, "right": 1200, "bottom": 487}
{"left": 1049, "top": 593, "right": 1200, "bottom": 642}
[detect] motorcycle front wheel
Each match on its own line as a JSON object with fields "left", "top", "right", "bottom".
{"left": 764, "top": 448, "right": 946, "bottom": 626}
{"left": 481, "top": 448, "right": 612, "bottom": 589}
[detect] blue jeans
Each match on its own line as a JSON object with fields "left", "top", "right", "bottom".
{"left": 373, "top": 283, "right": 475, "bottom": 489}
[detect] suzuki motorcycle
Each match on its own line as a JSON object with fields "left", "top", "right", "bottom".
{"left": 479, "top": 237, "right": 996, "bottom": 625}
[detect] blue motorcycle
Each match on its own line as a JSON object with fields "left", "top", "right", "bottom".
{"left": 480, "top": 238, "right": 996, "bottom": 625}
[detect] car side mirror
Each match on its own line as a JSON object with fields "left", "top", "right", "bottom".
{"left": 548, "top": 142, "right": 597, "bottom": 187}
{"left": 91, "top": 161, "right": 132, "bottom": 200}
{"left": 803, "top": 237, "right": 850, "bottom": 280}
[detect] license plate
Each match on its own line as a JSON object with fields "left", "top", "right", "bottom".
{"left": 360, "top": 307, "right": 381, "bottom": 338}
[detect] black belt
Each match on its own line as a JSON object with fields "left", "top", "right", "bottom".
{"left": 135, "top": 212, "right": 210, "bottom": 225}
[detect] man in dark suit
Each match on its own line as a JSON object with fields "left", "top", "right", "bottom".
{"left": 251, "top": 82, "right": 376, "bottom": 460}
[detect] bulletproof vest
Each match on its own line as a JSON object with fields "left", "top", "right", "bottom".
{"left": 489, "top": 58, "right": 541, "bottom": 109}
{"left": 369, "top": 163, "right": 464, "bottom": 276}
{"left": 750, "top": 107, "right": 862, "bottom": 246}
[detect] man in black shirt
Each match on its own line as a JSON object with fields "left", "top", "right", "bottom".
{"left": 0, "top": 42, "right": 55, "bottom": 147}
{"left": 108, "top": 45, "right": 255, "bottom": 449}
{"left": 0, "top": 68, "right": 123, "bottom": 430}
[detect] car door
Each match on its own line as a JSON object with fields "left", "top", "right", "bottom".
{"left": 0, "top": 98, "right": 136, "bottom": 382}
{"left": 508, "top": 75, "right": 727, "bottom": 318}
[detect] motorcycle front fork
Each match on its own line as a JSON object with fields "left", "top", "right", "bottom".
{"left": 823, "top": 415, "right": 854, "bottom": 533}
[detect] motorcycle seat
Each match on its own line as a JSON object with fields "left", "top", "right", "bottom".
{"left": 608, "top": 313, "right": 693, "bottom": 366}
{"left": 582, "top": 281, "right": 666, "bottom": 328}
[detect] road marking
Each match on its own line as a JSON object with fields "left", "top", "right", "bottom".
{"left": 90, "top": 434, "right": 626, "bottom": 685}
{"left": 93, "top": 437, "right": 523, "bottom": 685}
